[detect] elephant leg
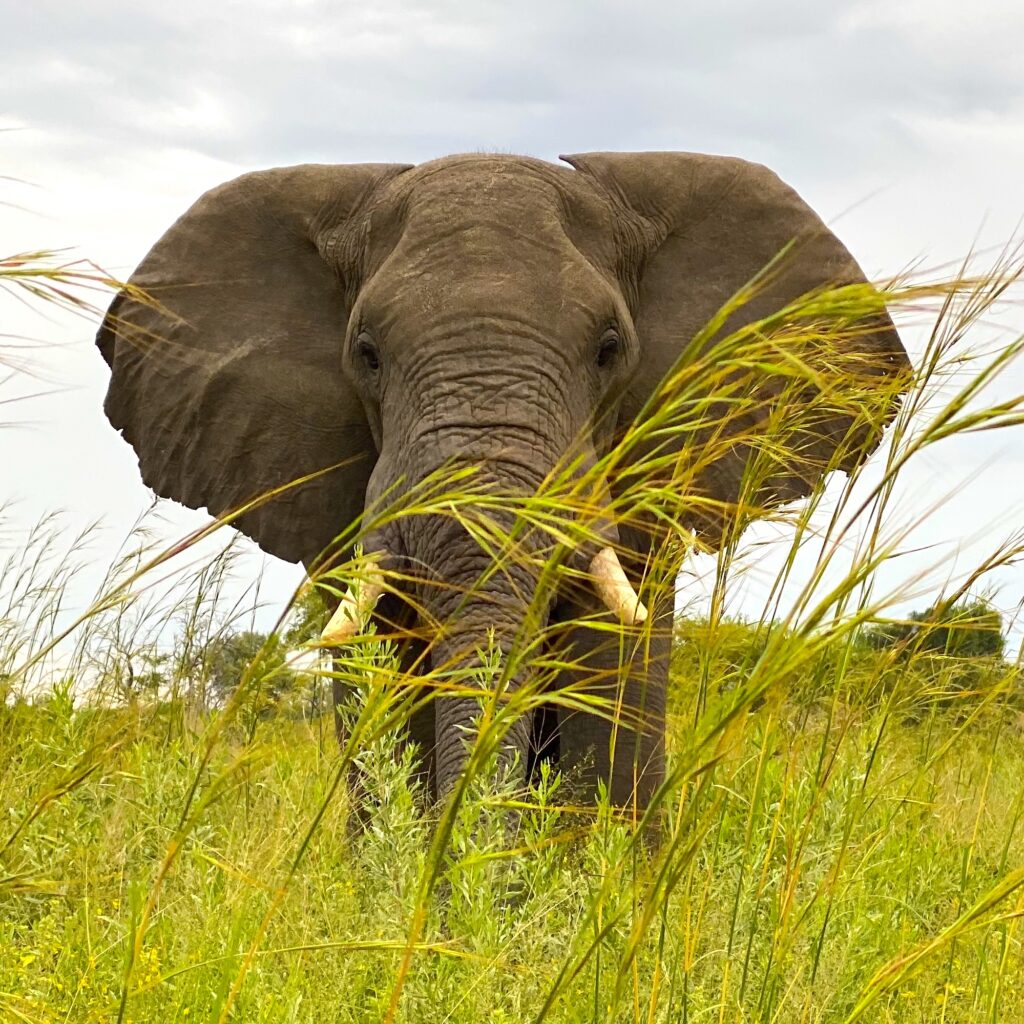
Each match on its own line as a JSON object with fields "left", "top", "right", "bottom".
{"left": 332, "top": 645, "right": 436, "bottom": 817}
{"left": 551, "top": 593, "right": 670, "bottom": 811}
{"left": 330, "top": 670, "right": 371, "bottom": 833}
{"left": 332, "top": 594, "right": 436, "bottom": 805}
{"left": 396, "top": 653, "right": 436, "bottom": 802}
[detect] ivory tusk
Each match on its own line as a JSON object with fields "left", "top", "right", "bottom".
{"left": 590, "top": 546, "right": 649, "bottom": 625}
{"left": 320, "top": 560, "right": 388, "bottom": 645}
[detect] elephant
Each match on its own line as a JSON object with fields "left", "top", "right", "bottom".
{"left": 96, "top": 151, "right": 909, "bottom": 808}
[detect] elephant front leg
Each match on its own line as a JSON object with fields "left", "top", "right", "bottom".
{"left": 551, "top": 596, "right": 670, "bottom": 813}
{"left": 332, "top": 621, "right": 437, "bottom": 812}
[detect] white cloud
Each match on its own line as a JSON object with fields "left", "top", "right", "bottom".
{"left": 2, "top": 0, "right": 1023, "bottom": 644}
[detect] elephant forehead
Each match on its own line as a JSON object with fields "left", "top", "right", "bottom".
{"left": 403, "top": 191, "right": 566, "bottom": 260}
{"left": 398, "top": 153, "right": 567, "bottom": 207}
{"left": 360, "top": 156, "right": 626, "bottom": 333}
{"left": 388, "top": 155, "right": 612, "bottom": 255}
{"left": 369, "top": 255, "right": 615, "bottom": 354}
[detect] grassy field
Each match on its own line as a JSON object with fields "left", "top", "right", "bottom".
{"left": 3, "top": 629, "right": 1024, "bottom": 1024}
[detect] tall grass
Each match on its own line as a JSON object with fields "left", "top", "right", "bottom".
{"left": 3, "top": 248, "right": 1024, "bottom": 1022}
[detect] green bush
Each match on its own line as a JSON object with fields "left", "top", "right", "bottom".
{"left": 865, "top": 598, "right": 1006, "bottom": 660}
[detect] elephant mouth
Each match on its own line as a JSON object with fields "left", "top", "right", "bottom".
{"left": 319, "top": 543, "right": 647, "bottom": 646}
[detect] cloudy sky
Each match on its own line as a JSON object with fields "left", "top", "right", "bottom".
{"left": 4, "top": 0, "right": 1024, "bottom": 646}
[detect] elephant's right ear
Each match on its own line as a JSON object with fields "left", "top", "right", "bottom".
{"left": 97, "top": 162, "right": 411, "bottom": 567}
{"left": 563, "top": 151, "right": 911, "bottom": 548}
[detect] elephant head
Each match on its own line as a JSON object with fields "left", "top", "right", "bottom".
{"left": 97, "top": 152, "right": 909, "bottom": 801}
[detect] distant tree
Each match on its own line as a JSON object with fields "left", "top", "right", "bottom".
{"left": 204, "top": 630, "right": 296, "bottom": 715}
{"left": 134, "top": 649, "right": 172, "bottom": 695}
{"left": 865, "top": 598, "right": 1005, "bottom": 661}
{"left": 283, "top": 585, "right": 329, "bottom": 647}
{"left": 283, "top": 584, "right": 332, "bottom": 720}
{"left": 95, "top": 642, "right": 170, "bottom": 703}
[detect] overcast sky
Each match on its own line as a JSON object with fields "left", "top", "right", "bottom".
{"left": 4, "top": 0, "right": 1024, "bottom": 650}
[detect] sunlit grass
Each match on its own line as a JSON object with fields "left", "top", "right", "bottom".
{"left": 3, "top": 246, "right": 1024, "bottom": 1021}
{"left": 0, "top": 249, "right": 125, "bottom": 324}
{"left": 4, "top": 657, "right": 1024, "bottom": 1022}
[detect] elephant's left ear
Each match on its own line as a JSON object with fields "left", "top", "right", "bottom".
{"left": 96, "top": 162, "right": 411, "bottom": 567}
{"left": 562, "top": 151, "right": 911, "bottom": 543}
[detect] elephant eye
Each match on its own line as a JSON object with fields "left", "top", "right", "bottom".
{"left": 355, "top": 333, "right": 381, "bottom": 373}
{"left": 596, "top": 328, "right": 621, "bottom": 369}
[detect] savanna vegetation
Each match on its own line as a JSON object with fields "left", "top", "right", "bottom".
{"left": 4, "top": 244, "right": 1024, "bottom": 1023}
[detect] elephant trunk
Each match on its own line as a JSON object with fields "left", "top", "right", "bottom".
{"left": 403, "top": 512, "right": 549, "bottom": 797}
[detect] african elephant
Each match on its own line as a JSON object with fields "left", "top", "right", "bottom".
{"left": 96, "top": 152, "right": 908, "bottom": 807}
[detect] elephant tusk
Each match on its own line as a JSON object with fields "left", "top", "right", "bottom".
{"left": 320, "top": 560, "right": 388, "bottom": 645}
{"left": 590, "top": 546, "right": 649, "bottom": 626}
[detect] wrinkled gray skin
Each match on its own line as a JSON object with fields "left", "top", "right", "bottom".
{"left": 97, "top": 152, "right": 909, "bottom": 805}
